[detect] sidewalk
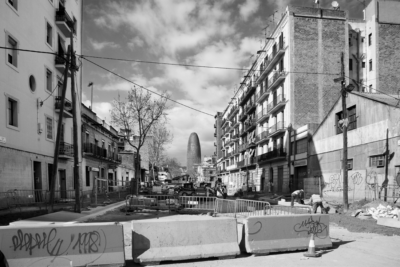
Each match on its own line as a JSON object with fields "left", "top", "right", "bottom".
{"left": 5, "top": 200, "right": 127, "bottom": 226}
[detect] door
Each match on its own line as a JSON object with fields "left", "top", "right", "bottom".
{"left": 277, "top": 166, "right": 283, "bottom": 192}
{"left": 33, "top": 161, "right": 42, "bottom": 202}
{"left": 59, "top": 169, "right": 67, "bottom": 199}
{"left": 295, "top": 166, "right": 308, "bottom": 191}
{"left": 108, "top": 172, "right": 113, "bottom": 192}
{"left": 269, "top": 167, "right": 274, "bottom": 193}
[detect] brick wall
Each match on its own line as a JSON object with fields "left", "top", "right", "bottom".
{"left": 292, "top": 16, "right": 345, "bottom": 129}
{"left": 378, "top": 24, "right": 400, "bottom": 94}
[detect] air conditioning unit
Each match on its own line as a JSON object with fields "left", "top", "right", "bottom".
{"left": 377, "top": 159, "right": 385, "bottom": 167}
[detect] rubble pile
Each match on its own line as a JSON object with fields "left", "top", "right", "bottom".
{"left": 352, "top": 204, "right": 400, "bottom": 220}
{"left": 366, "top": 204, "right": 400, "bottom": 220}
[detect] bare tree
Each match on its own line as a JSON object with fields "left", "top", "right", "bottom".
{"left": 149, "top": 119, "right": 174, "bottom": 181}
{"left": 111, "top": 87, "right": 168, "bottom": 196}
{"left": 163, "top": 157, "right": 183, "bottom": 178}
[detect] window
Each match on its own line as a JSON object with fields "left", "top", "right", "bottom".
{"left": 294, "top": 138, "right": 307, "bottom": 154}
{"left": 7, "top": 0, "right": 18, "bottom": 10}
{"left": 362, "top": 61, "right": 365, "bottom": 68}
{"left": 349, "top": 59, "right": 353, "bottom": 71}
{"left": 336, "top": 106, "right": 357, "bottom": 134}
{"left": 7, "top": 35, "right": 18, "bottom": 68}
{"left": 46, "top": 68, "right": 52, "bottom": 92}
{"left": 370, "top": 155, "right": 385, "bottom": 167}
{"left": 369, "top": 59, "right": 373, "bottom": 71}
{"left": 29, "top": 75, "right": 36, "bottom": 92}
{"left": 369, "top": 84, "right": 373, "bottom": 92}
{"left": 45, "top": 116, "right": 53, "bottom": 140}
{"left": 361, "top": 37, "right": 365, "bottom": 43}
{"left": 101, "top": 168, "right": 105, "bottom": 178}
{"left": 347, "top": 159, "right": 353, "bottom": 170}
{"left": 7, "top": 97, "right": 18, "bottom": 128}
{"left": 347, "top": 106, "right": 357, "bottom": 131}
{"left": 368, "top": 33, "right": 372, "bottom": 46}
{"left": 46, "top": 22, "right": 53, "bottom": 46}
{"left": 85, "top": 166, "right": 90, "bottom": 186}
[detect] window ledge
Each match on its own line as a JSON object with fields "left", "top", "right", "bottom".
{"left": 6, "top": 124, "right": 19, "bottom": 132}
{"left": 6, "top": 61, "right": 19, "bottom": 73}
{"left": 6, "top": 2, "right": 19, "bottom": 16}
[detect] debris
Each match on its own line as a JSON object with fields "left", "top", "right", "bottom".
{"left": 351, "top": 209, "right": 363, "bottom": 217}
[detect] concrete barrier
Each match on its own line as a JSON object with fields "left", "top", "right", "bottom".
{"left": 0, "top": 223, "right": 125, "bottom": 267}
{"left": 243, "top": 214, "right": 332, "bottom": 255}
{"left": 132, "top": 215, "right": 240, "bottom": 265}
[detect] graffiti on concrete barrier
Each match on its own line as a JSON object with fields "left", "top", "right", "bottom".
{"left": 248, "top": 221, "right": 262, "bottom": 235}
{"left": 294, "top": 216, "right": 328, "bottom": 238}
{"left": 11, "top": 228, "right": 106, "bottom": 256}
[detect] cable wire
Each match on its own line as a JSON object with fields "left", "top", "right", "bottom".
{"left": 41, "top": 73, "right": 65, "bottom": 105}
{"left": 0, "top": 46, "right": 57, "bottom": 56}
{"left": 81, "top": 56, "right": 215, "bottom": 117}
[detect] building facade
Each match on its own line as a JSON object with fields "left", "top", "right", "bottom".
{"left": 0, "top": 0, "right": 82, "bottom": 194}
{"left": 308, "top": 92, "right": 400, "bottom": 202}
{"left": 81, "top": 104, "right": 121, "bottom": 193}
{"left": 216, "top": 5, "right": 348, "bottom": 195}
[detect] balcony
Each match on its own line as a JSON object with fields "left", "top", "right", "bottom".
{"left": 55, "top": 5, "right": 74, "bottom": 37}
{"left": 256, "top": 130, "right": 269, "bottom": 144}
{"left": 214, "top": 132, "right": 217, "bottom": 137}
{"left": 59, "top": 142, "right": 73, "bottom": 159}
{"left": 257, "top": 147, "right": 287, "bottom": 163}
{"left": 244, "top": 118, "right": 256, "bottom": 132}
{"left": 239, "top": 128, "right": 247, "bottom": 137}
{"left": 239, "top": 143, "right": 248, "bottom": 153}
{"left": 226, "top": 164, "right": 238, "bottom": 171}
{"left": 269, "top": 94, "right": 287, "bottom": 114}
{"left": 227, "top": 105, "right": 239, "bottom": 120}
{"left": 237, "top": 160, "right": 245, "bottom": 168}
{"left": 239, "top": 112, "right": 248, "bottom": 122}
{"left": 55, "top": 97, "right": 73, "bottom": 118}
{"left": 257, "top": 87, "right": 269, "bottom": 103}
{"left": 239, "top": 82, "right": 256, "bottom": 106}
{"left": 258, "top": 108, "right": 269, "bottom": 123}
{"left": 245, "top": 157, "right": 257, "bottom": 166}
{"left": 267, "top": 71, "right": 288, "bottom": 93}
{"left": 55, "top": 54, "right": 67, "bottom": 73}
{"left": 269, "top": 121, "right": 286, "bottom": 137}
{"left": 83, "top": 143, "right": 121, "bottom": 163}
{"left": 256, "top": 39, "right": 288, "bottom": 85}
{"left": 245, "top": 100, "right": 256, "bottom": 115}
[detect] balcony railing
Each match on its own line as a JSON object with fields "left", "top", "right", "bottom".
{"left": 257, "top": 147, "right": 286, "bottom": 163}
{"left": 83, "top": 143, "right": 121, "bottom": 163}
{"left": 256, "top": 38, "right": 287, "bottom": 85}
{"left": 55, "top": 97, "right": 73, "bottom": 118}
{"left": 269, "top": 121, "right": 285, "bottom": 136}
{"left": 55, "top": 6, "right": 74, "bottom": 36}
{"left": 267, "top": 71, "right": 287, "bottom": 92}
{"left": 270, "top": 94, "right": 286, "bottom": 113}
{"left": 237, "top": 160, "right": 245, "bottom": 168}
{"left": 59, "top": 142, "right": 73, "bottom": 158}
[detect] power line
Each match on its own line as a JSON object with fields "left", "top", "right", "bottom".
{"left": 0, "top": 46, "right": 57, "bottom": 56}
{"left": 81, "top": 56, "right": 215, "bottom": 117}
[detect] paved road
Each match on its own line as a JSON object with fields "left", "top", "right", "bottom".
{"left": 123, "top": 224, "right": 400, "bottom": 267}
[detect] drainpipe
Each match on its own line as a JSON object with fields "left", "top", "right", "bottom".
{"left": 287, "top": 124, "right": 292, "bottom": 192}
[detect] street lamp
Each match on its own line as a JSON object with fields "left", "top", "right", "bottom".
{"left": 88, "top": 82, "right": 94, "bottom": 110}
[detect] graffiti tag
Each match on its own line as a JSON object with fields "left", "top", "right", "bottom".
{"left": 294, "top": 216, "right": 328, "bottom": 238}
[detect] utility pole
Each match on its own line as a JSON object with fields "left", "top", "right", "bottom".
{"left": 70, "top": 24, "right": 81, "bottom": 213}
{"left": 49, "top": 47, "right": 71, "bottom": 212}
{"left": 341, "top": 52, "right": 349, "bottom": 211}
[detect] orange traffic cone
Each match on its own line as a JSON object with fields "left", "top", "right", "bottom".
{"left": 303, "top": 233, "right": 320, "bottom": 257}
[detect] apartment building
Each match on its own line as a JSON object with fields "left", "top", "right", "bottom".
{"left": 348, "top": 0, "right": 400, "bottom": 94}
{"left": 0, "top": 0, "right": 82, "bottom": 193}
{"left": 81, "top": 104, "right": 121, "bottom": 193}
{"left": 216, "top": 5, "right": 347, "bottom": 195}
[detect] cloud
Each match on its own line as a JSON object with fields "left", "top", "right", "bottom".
{"left": 127, "top": 36, "right": 144, "bottom": 50}
{"left": 88, "top": 38, "right": 120, "bottom": 51}
{"left": 239, "top": 0, "right": 260, "bottom": 21}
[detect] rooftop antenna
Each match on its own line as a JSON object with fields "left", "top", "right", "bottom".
{"left": 332, "top": 1, "right": 340, "bottom": 10}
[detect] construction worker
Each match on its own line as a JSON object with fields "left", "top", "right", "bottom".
{"left": 291, "top": 189, "right": 304, "bottom": 207}
{"left": 242, "top": 183, "right": 247, "bottom": 197}
{"left": 310, "top": 194, "right": 326, "bottom": 214}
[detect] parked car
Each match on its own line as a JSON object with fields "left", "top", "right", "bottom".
{"left": 174, "top": 183, "right": 215, "bottom": 197}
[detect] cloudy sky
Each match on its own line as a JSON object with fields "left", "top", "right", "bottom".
{"left": 81, "top": 0, "right": 364, "bottom": 165}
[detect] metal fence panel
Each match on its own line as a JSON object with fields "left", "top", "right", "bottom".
{"left": 179, "top": 196, "right": 216, "bottom": 210}
{"left": 235, "top": 199, "right": 271, "bottom": 217}
{"left": 269, "top": 205, "right": 312, "bottom": 215}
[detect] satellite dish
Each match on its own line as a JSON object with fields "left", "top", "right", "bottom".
{"left": 332, "top": 1, "right": 340, "bottom": 9}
